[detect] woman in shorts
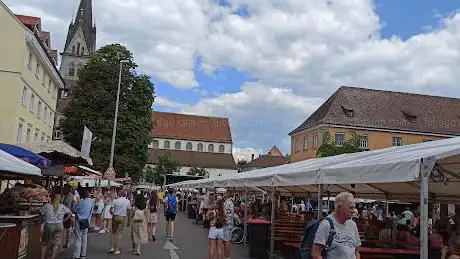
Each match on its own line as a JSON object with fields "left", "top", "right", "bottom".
{"left": 146, "top": 190, "right": 159, "bottom": 241}
{"left": 40, "top": 191, "right": 71, "bottom": 259}
{"left": 206, "top": 199, "right": 225, "bottom": 259}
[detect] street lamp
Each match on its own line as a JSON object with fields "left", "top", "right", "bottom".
{"left": 108, "top": 59, "right": 128, "bottom": 170}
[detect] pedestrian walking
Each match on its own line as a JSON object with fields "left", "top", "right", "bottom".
{"left": 61, "top": 184, "right": 75, "bottom": 248}
{"left": 72, "top": 189, "right": 93, "bottom": 259}
{"left": 147, "top": 190, "right": 159, "bottom": 241}
{"left": 129, "top": 196, "right": 148, "bottom": 255}
{"left": 207, "top": 199, "right": 225, "bottom": 259}
{"left": 40, "top": 191, "right": 71, "bottom": 259}
{"left": 99, "top": 193, "right": 114, "bottom": 233}
{"left": 223, "top": 193, "right": 234, "bottom": 259}
{"left": 164, "top": 189, "right": 178, "bottom": 240}
{"left": 109, "top": 190, "right": 131, "bottom": 255}
{"left": 93, "top": 188, "right": 105, "bottom": 231}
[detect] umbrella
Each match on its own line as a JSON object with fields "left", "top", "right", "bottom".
{"left": 0, "top": 143, "right": 51, "bottom": 169}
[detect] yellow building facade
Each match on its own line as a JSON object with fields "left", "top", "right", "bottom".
{"left": 0, "top": 2, "right": 64, "bottom": 144}
{"left": 289, "top": 86, "right": 460, "bottom": 163}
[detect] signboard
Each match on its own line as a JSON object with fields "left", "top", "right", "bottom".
{"left": 81, "top": 126, "right": 92, "bottom": 160}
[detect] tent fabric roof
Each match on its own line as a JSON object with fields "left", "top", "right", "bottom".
{"left": 169, "top": 137, "right": 460, "bottom": 202}
{"left": 16, "top": 141, "right": 93, "bottom": 165}
{"left": 0, "top": 149, "right": 42, "bottom": 177}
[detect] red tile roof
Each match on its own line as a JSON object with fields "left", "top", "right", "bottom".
{"left": 151, "top": 112, "right": 233, "bottom": 143}
{"left": 246, "top": 155, "right": 289, "bottom": 169}
{"left": 15, "top": 14, "right": 40, "bottom": 27}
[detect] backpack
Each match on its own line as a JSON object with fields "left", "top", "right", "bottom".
{"left": 299, "top": 217, "right": 335, "bottom": 259}
{"left": 166, "top": 195, "right": 177, "bottom": 214}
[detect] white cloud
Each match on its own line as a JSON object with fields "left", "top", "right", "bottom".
{"left": 232, "top": 147, "right": 262, "bottom": 162}
{"left": 6, "top": 0, "right": 460, "bottom": 154}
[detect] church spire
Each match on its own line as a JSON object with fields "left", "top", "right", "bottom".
{"left": 63, "top": 0, "right": 96, "bottom": 54}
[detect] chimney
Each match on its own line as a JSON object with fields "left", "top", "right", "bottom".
{"left": 251, "top": 154, "right": 254, "bottom": 161}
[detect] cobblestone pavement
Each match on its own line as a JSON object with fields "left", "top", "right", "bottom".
{"left": 61, "top": 211, "right": 250, "bottom": 259}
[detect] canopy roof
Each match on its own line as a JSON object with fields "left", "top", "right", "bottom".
{"left": 17, "top": 141, "right": 93, "bottom": 165}
{"left": 0, "top": 149, "right": 42, "bottom": 177}
{"left": 169, "top": 137, "right": 460, "bottom": 202}
{"left": 0, "top": 143, "right": 51, "bottom": 168}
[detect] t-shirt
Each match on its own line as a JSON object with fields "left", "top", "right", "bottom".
{"left": 224, "top": 198, "right": 234, "bottom": 228}
{"left": 40, "top": 203, "right": 71, "bottom": 224}
{"left": 313, "top": 215, "right": 361, "bottom": 259}
{"left": 200, "top": 195, "right": 210, "bottom": 209}
{"left": 112, "top": 197, "right": 131, "bottom": 217}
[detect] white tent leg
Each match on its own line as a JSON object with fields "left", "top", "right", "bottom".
{"left": 243, "top": 186, "right": 248, "bottom": 245}
{"left": 270, "top": 186, "right": 276, "bottom": 258}
{"left": 419, "top": 157, "right": 435, "bottom": 259}
{"left": 317, "top": 185, "right": 323, "bottom": 220}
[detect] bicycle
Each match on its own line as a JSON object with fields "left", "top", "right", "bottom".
{"left": 230, "top": 213, "right": 244, "bottom": 244}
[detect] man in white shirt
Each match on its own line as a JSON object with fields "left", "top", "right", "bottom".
{"left": 109, "top": 190, "right": 131, "bottom": 255}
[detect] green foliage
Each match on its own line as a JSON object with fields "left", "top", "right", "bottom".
{"left": 61, "top": 44, "right": 155, "bottom": 183}
{"left": 316, "top": 132, "right": 363, "bottom": 158}
{"left": 144, "top": 154, "right": 180, "bottom": 185}
{"left": 187, "top": 167, "right": 209, "bottom": 177}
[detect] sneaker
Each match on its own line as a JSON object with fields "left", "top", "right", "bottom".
{"left": 114, "top": 250, "right": 121, "bottom": 255}
{"left": 152, "top": 235, "right": 156, "bottom": 241}
{"left": 136, "top": 251, "right": 141, "bottom": 256}
{"left": 98, "top": 229, "right": 106, "bottom": 234}
{"left": 108, "top": 249, "right": 115, "bottom": 254}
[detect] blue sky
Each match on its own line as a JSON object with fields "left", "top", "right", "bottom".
{"left": 8, "top": 0, "right": 460, "bottom": 159}
{"left": 151, "top": 0, "right": 460, "bottom": 156}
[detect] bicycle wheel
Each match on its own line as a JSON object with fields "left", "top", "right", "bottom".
{"left": 231, "top": 227, "right": 244, "bottom": 244}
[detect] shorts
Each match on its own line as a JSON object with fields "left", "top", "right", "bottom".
{"left": 208, "top": 227, "right": 224, "bottom": 240}
{"left": 222, "top": 226, "right": 232, "bottom": 242}
{"left": 165, "top": 213, "right": 176, "bottom": 222}
{"left": 112, "top": 216, "right": 126, "bottom": 234}
{"left": 42, "top": 222, "right": 64, "bottom": 246}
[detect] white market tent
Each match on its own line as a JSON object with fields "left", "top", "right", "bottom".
{"left": 169, "top": 137, "right": 460, "bottom": 258}
{"left": 0, "top": 149, "right": 42, "bottom": 177}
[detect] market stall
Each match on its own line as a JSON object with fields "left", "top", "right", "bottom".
{"left": 0, "top": 149, "right": 46, "bottom": 259}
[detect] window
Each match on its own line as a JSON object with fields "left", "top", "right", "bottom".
{"left": 313, "top": 134, "right": 318, "bottom": 148}
{"left": 341, "top": 106, "right": 354, "bottom": 117}
{"left": 37, "top": 101, "right": 42, "bottom": 119}
{"left": 30, "top": 94, "right": 35, "bottom": 112}
{"left": 44, "top": 106, "right": 48, "bottom": 122}
{"left": 27, "top": 51, "right": 33, "bottom": 69}
{"left": 17, "top": 122, "right": 23, "bottom": 142}
{"left": 41, "top": 133, "right": 45, "bottom": 142}
{"left": 34, "top": 129, "right": 39, "bottom": 142}
{"left": 335, "top": 133, "right": 345, "bottom": 146}
{"left": 21, "top": 87, "right": 27, "bottom": 106}
{"left": 152, "top": 140, "right": 159, "bottom": 148}
{"left": 208, "top": 144, "right": 214, "bottom": 152}
{"left": 61, "top": 90, "right": 69, "bottom": 98}
{"left": 303, "top": 137, "right": 308, "bottom": 151}
{"left": 186, "top": 142, "right": 193, "bottom": 151}
{"left": 72, "top": 46, "right": 76, "bottom": 54}
{"left": 81, "top": 47, "right": 85, "bottom": 55}
{"left": 48, "top": 79, "right": 52, "bottom": 93}
{"left": 35, "top": 63, "right": 40, "bottom": 78}
{"left": 69, "top": 63, "right": 75, "bottom": 76}
{"left": 26, "top": 127, "right": 31, "bottom": 143}
{"left": 174, "top": 141, "right": 181, "bottom": 150}
{"left": 197, "top": 143, "right": 204, "bottom": 152}
{"left": 295, "top": 138, "right": 301, "bottom": 153}
{"left": 77, "top": 43, "right": 81, "bottom": 55}
{"left": 392, "top": 137, "right": 403, "bottom": 146}
{"left": 164, "top": 140, "right": 170, "bottom": 149}
{"left": 359, "top": 135, "right": 368, "bottom": 149}
{"left": 53, "top": 130, "right": 61, "bottom": 140}
{"left": 218, "top": 145, "right": 225, "bottom": 153}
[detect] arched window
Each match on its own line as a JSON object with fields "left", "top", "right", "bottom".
{"left": 197, "top": 143, "right": 203, "bottom": 152}
{"left": 72, "top": 46, "right": 76, "bottom": 54}
{"left": 164, "top": 140, "right": 170, "bottom": 149}
{"left": 219, "top": 145, "right": 225, "bottom": 153}
{"left": 81, "top": 47, "right": 85, "bottom": 55}
{"left": 68, "top": 63, "right": 75, "bottom": 76}
{"left": 208, "top": 144, "right": 214, "bottom": 152}
{"left": 174, "top": 141, "right": 181, "bottom": 150}
{"left": 186, "top": 142, "right": 192, "bottom": 151}
{"left": 76, "top": 63, "right": 83, "bottom": 76}
{"left": 76, "top": 43, "right": 81, "bottom": 55}
{"left": 153, "top": 140, "right": 159, "bottom": 148}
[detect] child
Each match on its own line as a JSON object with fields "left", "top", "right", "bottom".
{"left": 99, "top": 194, "right": 113, "bottom": 234}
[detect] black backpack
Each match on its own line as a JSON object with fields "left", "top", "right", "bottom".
{"left": 299, "top": 217, "right": 335, "bottom": 259}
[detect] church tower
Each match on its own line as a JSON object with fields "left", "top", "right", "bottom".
{"left": 54, "top": 0, "right": 96, "bottom": 139}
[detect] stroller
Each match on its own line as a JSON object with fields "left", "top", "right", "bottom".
{"left": 230, "top": 213, "right": 244, "bottom": 244}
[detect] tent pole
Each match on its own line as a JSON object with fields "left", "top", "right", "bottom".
{"left": 317, "top": 185, "right": 323, "bottom": 220}
{"left": 243, "top": 186, "right": 249, "bottom": 245}
{"left": 419, "top": 157, "right": 435, "bottom": 259}
{"left": 270, "top": 186, "right": 276, "bottom": 258}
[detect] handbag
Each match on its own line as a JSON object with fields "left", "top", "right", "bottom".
{"left": 78, "top": 219, "right": 90, "bottom": 230}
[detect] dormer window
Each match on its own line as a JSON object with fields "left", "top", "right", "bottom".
{"left": 402, "top": 111, "right": 417, "bottom": 123}
{"left": 341, "top": 106, "right": 354, "bottom": 117}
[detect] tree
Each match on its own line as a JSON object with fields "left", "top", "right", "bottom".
{"left": 316, "top": 132, "right": 363, "bottom": 158}
{"left": 237, "top": 159, "right": 248, "bottom": 172}
{"left": 187, "top": 167, "right": 209, "bottom": 177}
{"left": 144, "top": 154, "right": 181, "bottom": 185}
{"left": 61, "top": 44, "right": 155, "bottom": 183}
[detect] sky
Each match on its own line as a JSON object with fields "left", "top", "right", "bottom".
{"left": 5, "top": 0, "right": 460, "bottom": 161}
